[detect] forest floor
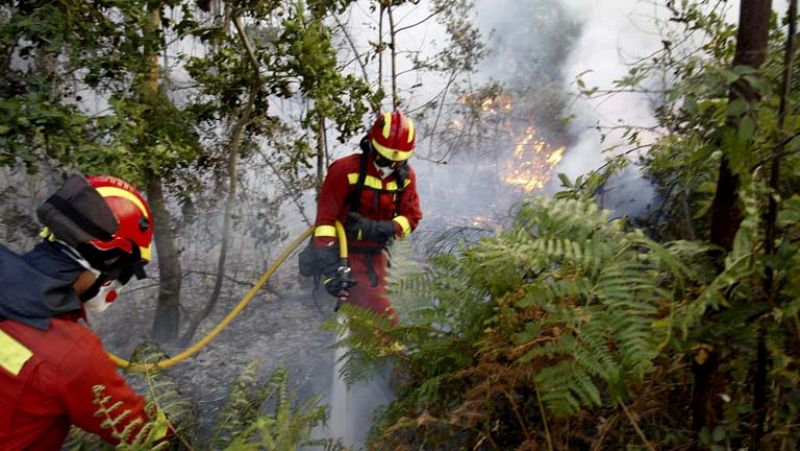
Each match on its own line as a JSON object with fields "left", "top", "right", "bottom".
{"left": 93, "top": 272, "right": 340, "bottom": 439}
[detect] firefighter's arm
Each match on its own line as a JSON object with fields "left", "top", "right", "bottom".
{"left": 58, "top": 335, "right": 170, "bottom": 445}
{"left": 392, "top": 167, "right": 422, "bottom": 239}
{"left": 314, "top": 160, "right": 350, "bottom": 248}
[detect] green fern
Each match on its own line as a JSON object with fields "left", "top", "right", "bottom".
{"left": 217, "top": 366, "right": 331, "bottom": 451}
{"left": 346, "top": 198, "right": 703, "bottom": 445}
{"left": 88, "top": 385, "right": 170, "bottom": 450}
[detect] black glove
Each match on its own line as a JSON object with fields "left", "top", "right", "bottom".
{"left": 345, "top": 212, "right": 396, "bottom": 244}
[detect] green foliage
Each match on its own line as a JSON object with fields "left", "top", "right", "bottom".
{"left": 215, "top": 366, "right": 331, "bottom": 451}
{"left": 332, "top": 199, "right": 698, "bottom": 448}
{"left": 66, "top": 359, "right": 337, "bottom": 450}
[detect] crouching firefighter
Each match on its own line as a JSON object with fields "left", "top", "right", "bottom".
{"left": 310, "top": 111, "right": 423, "bottom": 325}
{"left": 0, "top": 174, "right": 171, "bottom": 449}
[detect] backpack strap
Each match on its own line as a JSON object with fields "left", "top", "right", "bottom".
{"left": 392, "top": 162, "right": 410, "bottom": 215}
{"left": 345, "top": 150, "right": 369, "bottom": 213}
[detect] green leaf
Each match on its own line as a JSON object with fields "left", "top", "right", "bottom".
{"left": 699, "top": 426, "right": 711, "bottom": 445}
{"left": 684, "top": 96, "right": 699, "bottom": 114}
{"left": 738, "top": 115, "right": 755, "bottom": 142}
{"left": 778, "top": 196, "right": 800, "bottom": 227}
{"left": 725, "top": 98, "right": 747, "bottom": 117}
{"left": 558, "top": 172, "right": 573, "bottom": 188}
{"left": 712, "top": 425, "right": 726, "bottom": 442}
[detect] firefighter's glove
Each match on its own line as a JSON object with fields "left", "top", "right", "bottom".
{"left": 322, "top": 265, "right": 357, "bottom": 298}
{"left": 317, "top": 245, "right": 341, "bottom": 274}
{"left": 346, "top": 212, "right": 396, "bottom": 244}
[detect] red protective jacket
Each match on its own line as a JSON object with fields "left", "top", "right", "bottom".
{"left": 314, "top": 152, "right": 423, "bottom": 320}
{"left": 0, "top": 316, "right": 151, "bottom": 450}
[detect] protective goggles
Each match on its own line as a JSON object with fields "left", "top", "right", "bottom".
{"left": 374, "top": 153, "right": 405, "bottom": 170}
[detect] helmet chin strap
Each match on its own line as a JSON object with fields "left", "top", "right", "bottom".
{"left": 55, "top": 240, "right": 122, "bottom": 313}
{"left": 373, "top": 160, "right": 395, "bottom": 179}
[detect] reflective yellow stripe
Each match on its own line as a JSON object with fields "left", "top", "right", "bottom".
{"left": 371, "top": 139, "right": 411, "bottom": 162}
{"left": 407, "top": 117, "right": 414, "bottom": 144}
{"left": 96, "top": 187, "right": 151, "bottom": 261}
{"left": 393, "top": 215, "right": 411, "bottom": 238}
{"left": 39, "top": 227, "right": 56, "bottom": 241}
{"left": 139, "top": 246, "right": 152, "bottom": 261}
{"left": 0, "top": 330, "right": 33, "bottom": 376}
{"left": 315, "top": 225, "right": 337, "bottom": 238}
{"left": 381, "top": 112, "right": 392, "bottom": 139}
{"left": 347, "top": 173, "right": 383, "bottom": 190}
{"left": 347, "top": 173, "right": 410, "bottom": 191}
{"left": 95, "top": 187, "right": 149, "bottom": 220}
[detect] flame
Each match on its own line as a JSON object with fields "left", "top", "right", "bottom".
{"left": 503, "top": 126, "right": 566, "bottom": 193}
{"left": 547, "top": 147, "right": 565, "bottom": 165}
{"left": 514, "top": 127, "right": 536, "bottom": 157}
{"left": 458, "top": 94, "right": 513, "bottom": 115}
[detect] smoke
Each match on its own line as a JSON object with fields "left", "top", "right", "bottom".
{"left": 552, "top": 0, "right": 792, "bottom": 217}
{"left": 551, "top": 0, "right": 664, "bottom": 216}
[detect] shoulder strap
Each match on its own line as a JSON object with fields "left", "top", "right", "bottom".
{"left": 345, "top": 151, "right": 369, "bottom": 212}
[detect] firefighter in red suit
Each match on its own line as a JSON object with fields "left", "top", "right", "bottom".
{"left": 314, "top": 111, "right": 423, "bottom": 325}
{"left": 0, "top": 174, "right": 169, "bottom": 449}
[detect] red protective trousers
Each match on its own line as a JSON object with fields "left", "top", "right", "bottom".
{"left": 346, "top": 250, "right": 394, "bottom": 323}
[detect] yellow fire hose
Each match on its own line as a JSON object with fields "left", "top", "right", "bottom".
{"left": 109, "top": 221, "right": 348, "bottom": 372}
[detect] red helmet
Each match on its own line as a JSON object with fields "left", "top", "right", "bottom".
{"left": 86, "top": 175, "right": 153, "bottom": 263}
{"left": 368, "top": 111, "right": 415, "bottom": 162}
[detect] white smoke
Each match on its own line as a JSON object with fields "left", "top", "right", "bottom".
{"left": 553, "top": 0, "right": 791, "bottom": 216}
{"left": 557, "top": 0, "right": 661, "bottom": 178}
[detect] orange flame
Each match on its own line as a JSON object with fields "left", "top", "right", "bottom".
{"left": 503, "top": 126, "right": 566, "bottom": 193}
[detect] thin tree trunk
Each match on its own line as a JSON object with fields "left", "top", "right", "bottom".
{"left": 180, "top": 12, "right": 259, "bottom": 344}
{"left": 696, "top": 0, "right": 772, "bottom": 444}
{"left": 316, "top": 114, "right": 325, "bottom": 196}
{"left": 708, "top": 0, "right": 773, "bottom": 250}
{"left": 377, "top": 3, "right": 385, "bottom": 103}
{"left": 387, "top": 3, "right": 399, "bottom": 109}
{"left": 148, "top": 177, "right": 182, "bottom": 341}
{"left": 428, "top": 71, "right": 457, "bottom": 156}
{"left": 754, "top": 1, "right": 796, "bottom": 447}
{"left": 143, "top": 2, "right": 182, "bottom": 341}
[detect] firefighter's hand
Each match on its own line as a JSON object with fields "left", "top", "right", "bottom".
{"left": 322, "top": 265, "right": 357, "bottom": 297}
{"left": 346, "top": 212, "right": 396, "bottom": 243}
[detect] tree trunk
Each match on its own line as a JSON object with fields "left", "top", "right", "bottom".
{"left": 387, "top": 3, "right": 399, "bottom": 109}
{"left": 316, "top": 115, "right": 325, "bottom": 196}
{"left": 377, "top": 3, "right": 385, "bottom": 103}
{"left": 695, "top": 0, "right": 772, "bottom": 445}
{"left": 148, "top": 177, "right": 182, "bottom": 341}
{"left": 708, "top": 0, "right": 773, "bottom": 250}
{"left": 142, "top": 2, "right": 182, "bottom": 342}
{"left": 754, "top": 1, "right": 796, "bottom": 447}
{"left": 180, "top": 13, "right": 259, "bottom": 344}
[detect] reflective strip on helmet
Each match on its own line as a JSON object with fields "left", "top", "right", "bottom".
{"left": 95, "top": 186, "right": 150, "bottom": 220}
{"left": 381, "top": 112, "right": 392, "bottom": 139}
{"left": 407, "top": 118, "right": 414, "bottom": 144}
{"left": 95, "top": 186, "right": 153, "bottom": 261}
{"left": 0, "top": 329, "right": 33, "bottom": 376}
{"left": 393, "top": 215, "right": 411, "bottom": 238}
{"left": 315, "top": 225, "right": 337, "bottom": 238}
{"left": 371, "top": 139, "right": 412, "bottom": 162}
